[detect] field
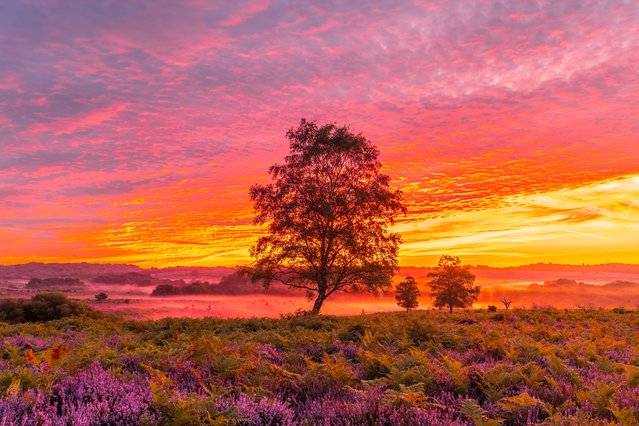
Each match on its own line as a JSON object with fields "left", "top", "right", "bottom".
{"left": 2, "top": 308, "right": 639, "bottom": 425}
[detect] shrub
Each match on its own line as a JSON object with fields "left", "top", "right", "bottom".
{"left": 0, "top": 293, "right": 97, "bottom": 323}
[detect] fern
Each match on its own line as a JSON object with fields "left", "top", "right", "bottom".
{"left": 460, "top": 398, "right": 504, "bottom": 426}
{"left": 361, "top": 329, "right": 376, "bottom": 348}
{"left": 5, "top": 378, "right": 20, "bottom": 397}
{"left": 440, "top": 354, "right": 468, "bottom": 393}
{"left": 142, "top": 363, "right": 174, "bottom": 407}
{"left": 498, "top": 392, "right": 547, "bottom": 414}
{"left": 476, "top": 366, "right": 517, "bottom": 402}
{"left": 576, "top": 381, "right": 620, "bottom": 417}
{"left": 626, "top": 366, "right": 639, "bottom": 387}
{"left": 610, "top": 402, "right": 639, "bottom": 426}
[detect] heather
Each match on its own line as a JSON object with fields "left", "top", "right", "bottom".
{"left": 1, "top": 309, "right": 639, "bottom": 425}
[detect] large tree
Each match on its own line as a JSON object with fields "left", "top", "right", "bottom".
{"left": 428, "top": 255, "right": 480, "bottom": 313}
{"left": 246, "top": 119, "right": 405, "bottom": 314}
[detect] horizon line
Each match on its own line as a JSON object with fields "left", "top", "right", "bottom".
{"left": 1, "top": 261, "right": 639, "bottom": 269}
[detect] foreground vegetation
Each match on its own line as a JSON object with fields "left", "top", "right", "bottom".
{"left": 1, "top": 301, "right": 639, "bottom": 425}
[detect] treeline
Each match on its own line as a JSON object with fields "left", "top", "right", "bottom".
{"left": 0, "top": 292, "right": 98, "bottom": 323}
{"left": 91, "top": 272, "right": 156, "bottom": 286}
{"left": 26, "top": 277, "right": 86, "bottom": 290}
{"left": 91, "top": 272, "right": 186, "bottom": 288}
{"left": 151, "top": 273, "right": 301, "bottom": 296}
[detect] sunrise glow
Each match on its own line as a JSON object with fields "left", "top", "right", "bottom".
{"left": 1, "top": 1, "right": 638, "bottom": 267}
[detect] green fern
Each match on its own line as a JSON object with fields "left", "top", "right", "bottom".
{"left": 460, "top": 398, "right": 503, "bottom": 426}
{"left": 440, "top": 354, "right": 469, "bottom": 393}
{"left": 498, "top": 392, "right": 547, "bottom": 415}
{"left": 610, "top": 402, "right": 639, "bottom": 426}
{"left": 5, "top": 378, "right": 20, "bottom": 397}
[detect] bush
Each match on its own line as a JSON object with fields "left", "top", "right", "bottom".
{"left": 0, "top": 293, "right": 96, "bottom": 323}
{"left": 487, "top": 305, "right": 497, "bottom": 312}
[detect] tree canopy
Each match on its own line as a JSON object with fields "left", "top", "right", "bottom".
{"left": 395, "top": 276, "right": 420, "bottom": 311}
{"left": 428, "top": 255, "right": 480, "bottom": 313}
{"left": 245, "top": 119, "right": 405, "bottom": 313}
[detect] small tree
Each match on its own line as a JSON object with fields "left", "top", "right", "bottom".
{"left": 428, "top": 255, "right": 480, "bottom": 313}
{"left": 95, "top": 292, "right": 108, "bottom": 302}
{"left": 395, "top": 276, "right": 420, "bottom": 311}
{"left": 500, "top": 297, "right": 512, "bottom": 311}
{"left": 245, "top": 119, "right": 405, "bottom": 314}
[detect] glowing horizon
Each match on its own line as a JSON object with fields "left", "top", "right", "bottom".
{"left": 1, "top": 1, "right": 638, "bottom": 268}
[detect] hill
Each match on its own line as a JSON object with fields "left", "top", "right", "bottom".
{"left": 0, "top": 262, "right": 234, "bottom": 282}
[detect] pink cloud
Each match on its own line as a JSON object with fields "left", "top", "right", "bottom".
{"left": 220, "top": 0, "right": 270, "bottom": 27}
{"left": 1, "top": 0, "right": 638, "bottom": 266}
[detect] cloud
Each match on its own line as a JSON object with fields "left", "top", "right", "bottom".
{"left": 1, "top": 0, "right": 638, "bottom": 266}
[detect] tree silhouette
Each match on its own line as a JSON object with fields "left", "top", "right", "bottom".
{"left": 428, "top": 255, "right": 480, "bottom": 313}
{"left": 95, "top": 292, "right": 108, "bottom": 302}
{"left": 500, "top": 297, "right": 512, "bottom": 311}
{"left": 395, "top": 276, "right": 420, "bottom": 311}
{"left": 245, "top": 119, "right": 405, "bottom": 314}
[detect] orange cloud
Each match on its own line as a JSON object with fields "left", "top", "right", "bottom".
{"left": 1, "top": 0, "right": 638, "bottom": 267}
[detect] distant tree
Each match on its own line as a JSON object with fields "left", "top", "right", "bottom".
{"left": 244, "top": 119, "right": 405, "bottom": 314}
{"left": 92, "top": 272, "right": 154, "bottom": 286}
{"left": 95, "top": 292, "right": 108, "bottom": 302}
{"left": 428, "top": 255, "right": 480, "bottom": 313}
{"left": 151, "top": 284, "right": 182, "bottom": 296}
{"left": 487, "top": 305, "right": 497, "bottom": 312}
{"left": 500, "top": 297, "right": 512, "bottom": 311}
{"left": 395, "top": 276, "right": 420, "bottom": 311}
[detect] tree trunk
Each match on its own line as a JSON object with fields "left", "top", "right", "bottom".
{"left": 449, "top": 304, "right": 453, "bottom": 313}
{"left": 312, "top": 293, "right": 326, "bottom": 314}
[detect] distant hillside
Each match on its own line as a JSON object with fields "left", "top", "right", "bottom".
{"left": 396, "top": 264, "right": 639, "bottom": 288}
{"left": 147, "top": 266, "right": 234, "bottom": 281}
{"left": 0, "top": 263, "right": 234, "bottom": 282}
{"left": 2, "top": 262, "right": 639, "bottom": 296}
{"left": 150, "top": 273, "right": 302, "bottom": 296}
{"left": 528, "top": 278, "right": 639, "bottom": 291}
{"left": 0, "top": 263, "right": 143, "bottom": 279}
{"left": 25, "top": 277, "right": 87, "bottom": 291}
{"left": 480, "top": 278, "right": 639, "bottom": 309}
{"left": 92, "top": 272, "right": 156, "bottom": 286}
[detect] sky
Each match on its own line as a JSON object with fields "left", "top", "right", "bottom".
{"left": 1, "top": 0, "right": 638, "bottom": 267}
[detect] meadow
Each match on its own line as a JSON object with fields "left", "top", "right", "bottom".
{"left": 1, "top": 302, "right": 639, "bottom": 425}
